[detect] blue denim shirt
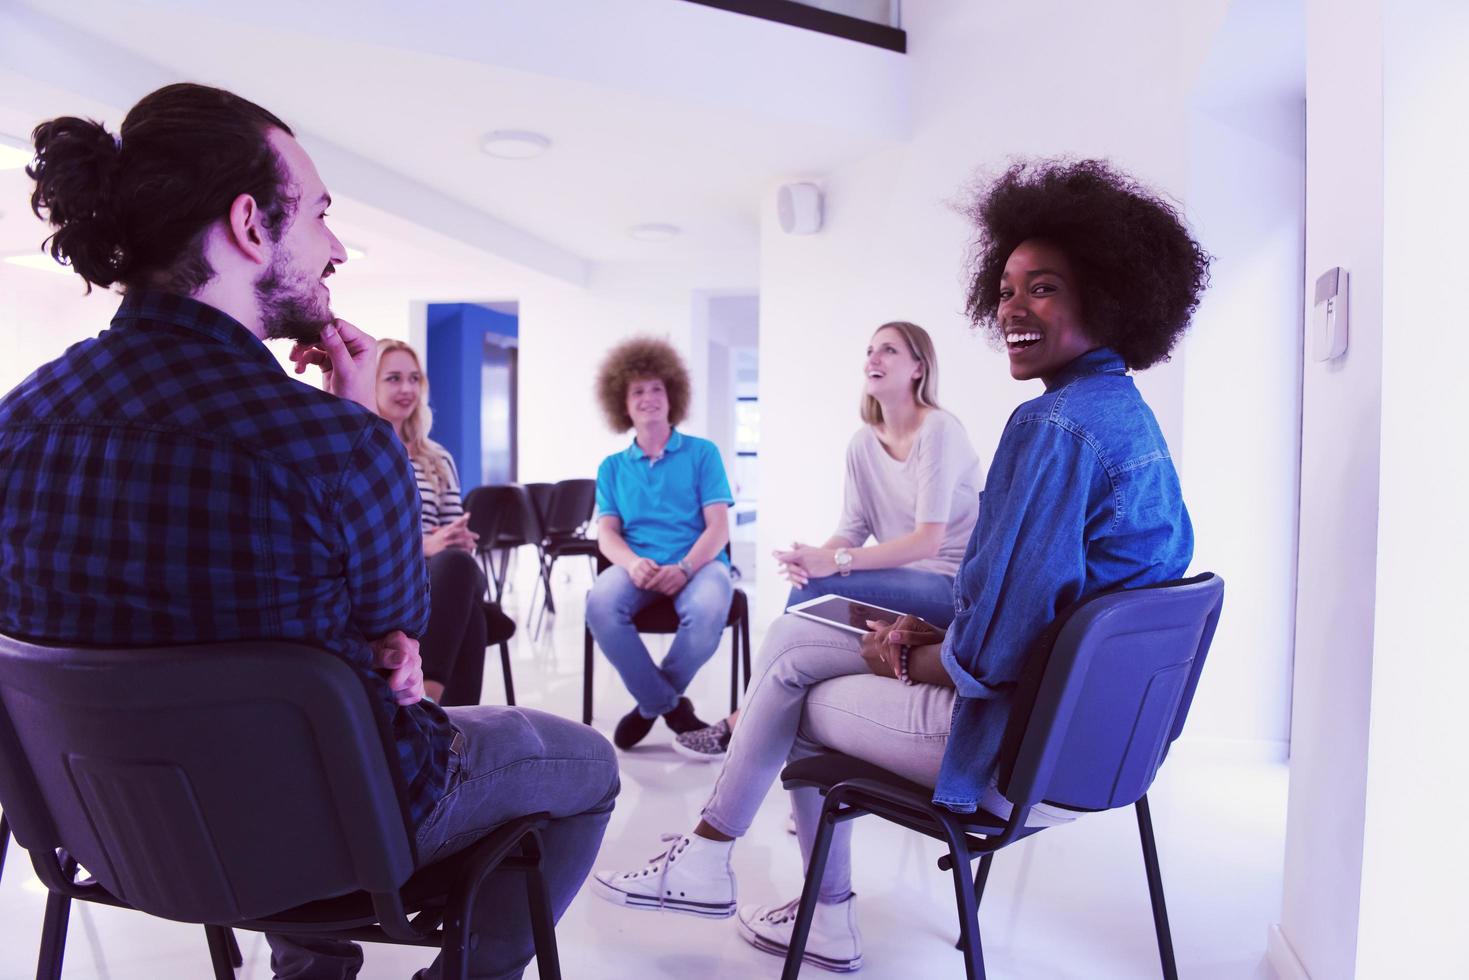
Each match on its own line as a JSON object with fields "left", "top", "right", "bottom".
{"left": 933, "top": 348, "right": 1193, "bottom": 812}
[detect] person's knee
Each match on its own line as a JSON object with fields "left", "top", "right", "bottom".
{"left": 429, "top": 548, "right": 481, "bottom": 593}
{"left": 585, "top": 569, "right": 629, "bottom": 626}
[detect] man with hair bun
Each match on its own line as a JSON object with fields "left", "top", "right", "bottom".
{"left": 586, "top": 336, "right": 735, "bottom": 750}
{"left": 2, "top": 82, "right": 618, "bottom": 980}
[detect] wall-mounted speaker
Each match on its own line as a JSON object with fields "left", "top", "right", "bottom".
{"left": 777, "top": 182, "right": 823, "bottom": 235}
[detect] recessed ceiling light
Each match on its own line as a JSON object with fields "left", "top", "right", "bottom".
{"left": 628, "top": 223, "right": 681, "bottom": 243}
{"left": 343, "top": 244, "right": 367, "bottom": 261}
{"left": 0, "top": 134, "right": 32, "bottom": 171}
{"left": 3, "top": 253, "right": 72, "bottom": 275}
{"left": 479, "top": 130, "right": 551, "bottom": 160}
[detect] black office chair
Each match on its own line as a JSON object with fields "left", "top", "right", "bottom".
{"left": 0, "top": 634, "right": 561, "bottom": 980}
{"left": 581, "top": 548, "right": 752, "bottom": 726}
{"left": 778, "top": 573, "right": 1225, "bottom": 980}
{"left": 531, "top": 479, "right": 598, "bottom": 624}
{"left": 470, "top": 484, "right": 543, "bottom": 605}
{"left": 464, "top": 484, "right": 524, "bottom": 705}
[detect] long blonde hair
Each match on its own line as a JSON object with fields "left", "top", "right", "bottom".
{"left": 860, "top": 321, "right": 942, "bottom": 425}
{"left": 376, "top": 338, "right": 454, "bottom": 495}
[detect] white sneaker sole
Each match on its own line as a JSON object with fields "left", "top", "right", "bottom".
{"left": 737, "top": 915, "right": 863, "bottom": 973}
{"left": 591, "top": 873, "right": 737, "bottom": 919}
{"left": 671, "top": 739, "right": 727, "bottom": 763}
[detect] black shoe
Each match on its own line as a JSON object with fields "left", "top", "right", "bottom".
{"left": 614, "top": 707, "right": 658, "bottom": 750}
{"left": 662, "top": 697, "right": 709, "bottom": 736}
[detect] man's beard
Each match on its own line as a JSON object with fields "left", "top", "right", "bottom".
{"left": 256, "top": 251, "right": 334, "bottom": 344}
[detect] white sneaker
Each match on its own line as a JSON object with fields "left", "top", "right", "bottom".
{"left": 737, "top": 893, "right": 863, "bottom": 973}
{"left": 592, "top": 834, "right": 737, "bottom": 919}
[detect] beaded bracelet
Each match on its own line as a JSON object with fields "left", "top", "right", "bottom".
{"left": 897, "top": 644, "right": 914, "bottom": 686}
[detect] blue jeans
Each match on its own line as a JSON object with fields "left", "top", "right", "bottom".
{"left": 585, "top": 562, "right": 734, "bottom": 717}
{"left": 786, "top": 566, "right": 956, "bottom": 629}
{"left": 267, "top": 706, "right": 620, "bottom": 980}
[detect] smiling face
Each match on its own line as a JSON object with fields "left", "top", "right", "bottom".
{"left": 998, "top": 239, "right": 1098, "bottom": 383}
{"left": 863, "top": 325, "right": 923, "bottom": 402}
{"left": 376, "top": 349, "right": 423, "bottom": 432}
{"left": 255, "top": 129, "right": 348, "bottom": 343}
{"left": 625, "top": 377, "right": 669, "bottom": 429}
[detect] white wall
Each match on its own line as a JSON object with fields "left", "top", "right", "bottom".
{"left": 1355, "top": 0, "right": 1469, "bottom": 974}
{"left": 1274, "top": 2, "right": 1384, "bottom": 977}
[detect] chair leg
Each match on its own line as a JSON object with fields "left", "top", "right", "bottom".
{"left": 522, "top": 837, "right": 563, "bottom": 980}
{"left": 1136, "top": 795, "right": 1179, "bottom": 980}
{"left": 582, "top": 627, "right": 595, "bottom": 725}
{"left": 728, "top": 622, "right": 739, "bottom": 715}
{"left": 500, "top": 642, "right": 517, "bottom": 705}
{"left": 936, "top": 825, "right": 986, "bottom": 980}
{"left": 956, "top": 853, "right": 995, "bottom": 952}
{"left": 203, "top": 924, "right": 236, "bottom": 979}
{"left": 226, "top": 928, "right": 243, "bottom": 967}
{"left": 780, "top": 800, "right": 841, "bottom": 980}
{"left": 36, "top": 890, "right": 71, "bottom": 980}
{"left": 741, "top": 615, "right": 752, "bottom": 692}
{"left": 0, "top": 811, "right": 10, "bottom": 883}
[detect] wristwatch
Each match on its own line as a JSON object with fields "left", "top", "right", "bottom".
{"left": 834, "top": 548, "right": 853, "bottom": 577}
{"left": 677, "top": 558, "right": 694, "bottom": 578}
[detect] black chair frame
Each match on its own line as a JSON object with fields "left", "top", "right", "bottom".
{"left": 0, "top": 636, "right": 562, "bottom": 980}
{"left": 581, "top": 548, "right": 751, "bottom": 725}
{"left": 463, "top": 484, "right": 525, "bottom": 705}
{"left": 778, "top": 573, "right": 1225, "bottom": 980}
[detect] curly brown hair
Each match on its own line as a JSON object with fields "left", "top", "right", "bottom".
{"left": 595, "top": 336, "right": 692, "bottom": 432}
{"left": 964, "top": 158, "right": 1211, "bottom": 370}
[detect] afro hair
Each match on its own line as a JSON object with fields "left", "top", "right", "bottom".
{"left": 595, "top": 336, "right": 692, "bottom": 432}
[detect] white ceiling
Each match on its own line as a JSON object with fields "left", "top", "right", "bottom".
{"left": 2, "top": 0, "right": 910, "bottom": 292}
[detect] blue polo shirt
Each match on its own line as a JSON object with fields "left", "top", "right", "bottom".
{"left": 596, "top": 429, "right": 733, "bottom": 566}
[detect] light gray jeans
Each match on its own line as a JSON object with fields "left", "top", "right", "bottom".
{"left": 701, "top": 614, "right": 1071, "bottom": 904}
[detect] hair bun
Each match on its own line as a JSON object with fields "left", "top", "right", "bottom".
{"left": 28, "top": 116, "right": 128, "bottom": 289}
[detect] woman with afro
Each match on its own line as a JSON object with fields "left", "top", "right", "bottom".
{"left": 593, "top": 159, "right": 1210, "bottom": 973}
{"left": 585, "top": 337, "right": 735, "bottom": 751}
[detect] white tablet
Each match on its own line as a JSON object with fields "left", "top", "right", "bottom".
{"left": 785, "top": 594, "right": 921, "bottom": 636}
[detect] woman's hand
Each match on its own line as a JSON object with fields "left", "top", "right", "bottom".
{"left": 859, "top": 619, "right": 901, "bottom": 678}
{"left": 773, "top": 542, "right": 839, "bottom": 586}
{"left": 423, "top": 514, "right": 477, "bottom": 558}
{"left": 886, "top": 614, "right": 946, "bottom": 650}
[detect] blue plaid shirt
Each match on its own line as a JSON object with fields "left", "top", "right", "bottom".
{"left": 0, "top": 291, "right": 453, "bottom": 826}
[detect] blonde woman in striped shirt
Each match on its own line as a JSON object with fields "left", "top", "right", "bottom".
{"left": 376, "top": 339, "right": 487, "bottom": 705}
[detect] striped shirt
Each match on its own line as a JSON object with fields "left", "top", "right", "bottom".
{"left": 0, "top": 291, "right": 453, "bottom": 826}
{"left": 412, "top": 445, "right": 464, "bottom": 531}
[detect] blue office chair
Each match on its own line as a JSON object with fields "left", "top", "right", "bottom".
{"left": 779, "top": 573, "right": 1225, "bottom": 979}
{"left": 0, "top": 634, "right": 561, "bottom": 980}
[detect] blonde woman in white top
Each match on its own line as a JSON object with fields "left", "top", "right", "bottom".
{"left": 674, "top": 321, "right": 981, "bottom": 761}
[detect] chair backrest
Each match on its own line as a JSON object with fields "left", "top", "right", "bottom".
{"left": 0, "top": 635, "right": 417, "bottom": 924}
{"left": 465, "top": 484, "right": 531, "bottom": 550}
{"left": 542, "top": 478, "right": 597, "bottom": 539}
{"left": 999, "top": 573, "right": 1224, "bottom": 813}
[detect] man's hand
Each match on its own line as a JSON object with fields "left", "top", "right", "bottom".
{"left": 646, "top": 564, "right": 689, "bottom": 596}
{"left": 289, "top": 318, "right": 378, "bottom": 412}
{"left": 371, "top": 629, "right": 424, "bottom": 706}
{"left": 859, "top": 619, "right": 900, "bottom": 678}
{"left": 627, "top": 556, "right": 660, "bottom": 590}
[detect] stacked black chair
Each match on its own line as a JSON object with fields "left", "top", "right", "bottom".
{"left": 581, "top": 548, "right": 752, "bottom": 726}
{"left": 531, "top": 479, "right": 598, "bottom": 624}
{"left": 471, "top": 484, "right": 544, "bottom": 605}
{"left": 0, "top": 634, "right": 561, "bottom": 980}
{"left": 778, "top": 573, "right": 1225, "bottom": 979}
{"left": 463, "top": 484, "right": 525, "bottom": 705}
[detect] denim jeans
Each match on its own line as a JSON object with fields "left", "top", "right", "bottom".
{"left": 267, "top": 705, "right": 620, "bottom": 980}
{"left": 786, "top": 566, "right": 956, "bottom": 629}
{"left": 700, "top": 615, "right": 1070, "bottom": 905}
{"left": 585, "top": 561, "right": 734, "bottom": 717}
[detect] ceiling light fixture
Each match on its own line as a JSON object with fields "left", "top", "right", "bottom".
{"left": 3, "top": 253, "right": 72, "bottom": 275}
{"left": 628, "top": 223, "right": 681, "bottom": 243}
{"left": 479, "top": 130, "right": 551, "bottom": 160}
{"left": 0, "top": 134, "right": 33, "bottom": 171}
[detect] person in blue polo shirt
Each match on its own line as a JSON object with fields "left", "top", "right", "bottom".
{"left": 586, "top": 337, "right": 735, "bottom": 750}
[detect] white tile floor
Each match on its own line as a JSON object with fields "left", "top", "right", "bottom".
{"left": 0, "top": 552, "right": 1286, "bottom": 979}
